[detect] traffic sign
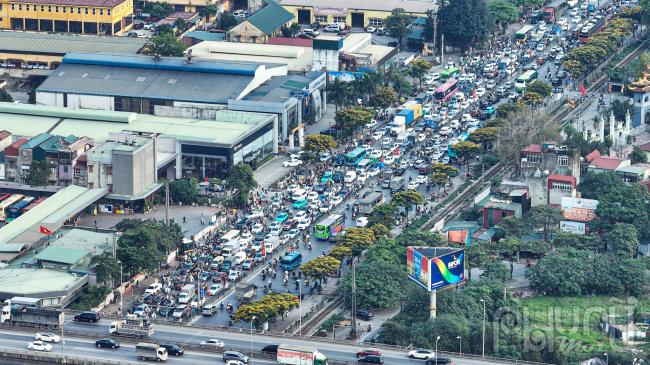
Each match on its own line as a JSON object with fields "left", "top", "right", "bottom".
{"left": 289, "top": 90, "right": 310, "bottom": 99}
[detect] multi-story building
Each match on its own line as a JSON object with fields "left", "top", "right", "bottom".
{"left": 0, "top": 0, "right": 134, "bottom": 35}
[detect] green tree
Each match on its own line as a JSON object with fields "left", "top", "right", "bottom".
{"left": 327, "top": 78, "right": 351, "bottom": 111}
{"left": 497, "top": 238, "right": 521, "bottom": 279}
{"left": 145, "top": 33, "right": 186, "bottom": 57}
{"left": 489, "top": 0, "right": 519, "bottom": 32}
{"left": 0, "top": 89, "right": 13, "bottom": 102}
{"left": 90, "top": 252, "right": 121, "bottom": 286}
{"left": 430, "top": 162, "right": 459, "bottom": 177}
{"left": 280, "top": 23, "right": 302, "bottom": 37}
{"left": 368, "top": 204, "right": 396, "bottom": 229}
{"left": 339, "top": 260, "right": 408, "bottom": 309}
{"left": 629, "top": 146, "right": 648, "bottom": 164}
{"left": 610, "top": 99, "right": 633, "bottom": 122}
{"left": 480, "top": 260, "right": 510, "bottom": 282}
{"left": 117, "top": 227, "right": 163, "bottom": 275}
{"left": 199, "top": 4, "right": 218, "bottom": 20}
{"left": 301, "top": 256, "right": 341, "bottom": 283}
{"left": 430, "top": 172, "right": 449, "bottom": 197}
{"left": 468, "top": 127, "right": 498, "bottom": 150}
{"left": 520, "top": 91, "right": 544, "bottom": 107}
{"left": 168, "top": 179, "right": 198, "bottom": 205}
{"left": 497, "top": 216, "right": 526, "bottom": 239}
{"left": 438, "top": 0, "right": 495, "bottom": 50}
{"left": 334, "top": 108, "right": 374, "bottom": 136}
{"left": 304, "top": 134, "right": 336, "bottom": 155}
{"left": 392, "top": 74, "right": 412, "bottom": 96}
{"left": 27, "top": 160, "right": 49, "bottom": 186}
{"left": 526, "top": 80, "right": 553, "bottom": 97}
{"left": 408, "top": 59, "right": 432, "bottom": 88}
{"left": 370, "top": 223, "right": 389, "bottom": 238}
{"left": 451, "top": 141, "right": 481, "bottom": 169}
{"left": 466, "top": 243, "right": 488, "bottom": 282}
{"left": 510, "top": 0, "right": 544, "bottom": 14}
{"left": 339, "top": 227, "right": 376, "bottom": 256}
{"left": 528, "top": 206, "right": 562, "bottom": 242}
{"left": 497, "top": 110, "right": 560, "bottom": 165}
{"left": 372, "top": 86, "right": 397, "bottom": 110}
{"left": 233, "top": 293, "right": 299, "bottom": 323}
{"left": 604, "top": 223, "right": 639, "bottom": 258}
{"left": 526, "top": 248, "right": 589, "bottom": 296}
{"left": 496, "top": 103, "right": 523, "bottom": 118}
{"left": 219, "top": 11, "right": 238, "bottom": 30}
{"left": 391, "top": 191, "right": 425, "bottom": 210}
{"left": 145, "top": 2, "right": 174, "bottom": 18}
{"left": 553, "top": 232, "right": 600, "bottom": 252}
{"left": 174, "top": 18, "right": 187, "bottom": 32}
{"left": 226, "top": 163, "right": 258, "bottom": 208}
{"left": 594, "top": 180, "right": 650, "bottom": 238}
{"left": 384, "top": 8, "right": 411, "bottom": 47}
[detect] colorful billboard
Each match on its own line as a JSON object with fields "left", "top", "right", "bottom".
{"left": 407, "top": 247, "right": 465, "bottom": 291}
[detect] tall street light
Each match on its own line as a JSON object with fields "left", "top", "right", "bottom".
{"left": 480, "top": 299, "right": 486, "bottom": 358}
{"left": 117, "top": 260, "right": 123, "bottom": 316}
{"left": 456, "top": 336, "right": 462, "bottom": 357}
{"left": 250, "top": 316, "right": 256, "bottom": 364}
{"left": 435, "top": 335, "right": 441, "bottom": 365}
{"left": 299, "top": 281, "right": 302, "bottom": 336}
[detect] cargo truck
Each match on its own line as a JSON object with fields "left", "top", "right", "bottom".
{"left": 357, "top": 192, "right": 385, "bottom": 215}
{"left": 109, "top": 314, "right": 155, "bottom": 337}
{"left": 277, "top": 344, "right": 328, "bottom": 365}
{"left": 178, "top": 284, "right": 195, "bottom": 304}
{"left": 136, "top": 342, "right": 168, "bottom": 361}
{"left": 235, "top": 283, "right": 256, "bottom": 304}
{"left": 0, "top": 297, "right": 63, "bottom": 328}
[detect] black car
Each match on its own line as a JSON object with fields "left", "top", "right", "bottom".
{"left": 552, "top": 78, "right": 563, "bottom": 87}
{"left": 160, "top": 343, "right": 184, "bottom": 356}
{"left": 220, "top": 260, "right": 233, "bottom": 272}
{"left": 394, "top": 167, "right": 406, "bottom": 176}
{"left": 387, "top": 41, "right": 399, "bottom": 47}
{"left": 358, "top": 355, "right": 384, "bottom": 364}
{"left": 95, "top": 338, "right": 119, "bottom": 349}
{"left": 315, "top": 183, "right": 329, "bottom": 194}
{"left": 356, "top": 309, "right": 374, "bottom": 321}
{"left": 332, "top": 171, "right": 344, "bottom": 183}
{"left": 74, "top": 311, "right": 100, "bottom": 323}
{"left": 236, "top": 218, "right": 251, "bottom": 230}
{"left": 262, "top": 344, "right": 279, "bottom": 354}
{"left": 159, "top": 307, "right": 173, "bottom": 317}
{"left": 425, "top": 357, "right": 454, "bottom": 365}
{"left": 223, "top": 351, "right": 250, "bottom": 364}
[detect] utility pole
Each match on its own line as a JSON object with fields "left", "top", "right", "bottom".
{"left": 432, "top": 12, "right": 438, "bottom": 60}
{"left": 441, "top": 33, "right": 445, "bottom": 65}
{"left": 165, "top": 181, "right": 170, "bottom": 226}
{"left": 351, "top": 262, "right": 357, "bottom": 338}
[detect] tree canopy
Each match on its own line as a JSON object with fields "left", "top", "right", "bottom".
{"left": 226, "top": 163, "right": 258, "bottom": 208}
{"left": 145, "top": 33, "right": 186, "bottom": 57}
{"left": 438, "top": 0, "right": 495, "bottom": 50}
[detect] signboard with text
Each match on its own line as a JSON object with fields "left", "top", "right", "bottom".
{"left": 407, "top": 247, "right": 465, "bottom": 292}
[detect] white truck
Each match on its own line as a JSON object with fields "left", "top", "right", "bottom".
{"left": 264, "top": 235, "right": 280, "bottom": 254}
{"left": 109, "top": 315, "right": 155, "bottom": 337}
{"left": 178, "top": 284, "right": 195, "bottom": 304}
{"left": 389, "top": 115, "right": 407, "bottom": 136}
{"left": 136, "top": 342, "right": 168, "bottom": 361}
{"left": 277, "top": 344, "right": 328, "bottom": 365}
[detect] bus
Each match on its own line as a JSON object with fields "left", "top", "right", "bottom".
{"left": 344, "top": 147, "right": 367, "bottom": 166}
{"left": 6, "top": 197, "right": 34, "bottom": 221}
{"left": 578, "top": 16, "right": 606, "bottom": 43}
{"left": 280, "top": 252, "right": 302, "bottom": 271}
{"left": 21, "top": 196, "right": 45, "bottom": 214}
{"left": 0, "top": 193, "right": 9, "bottom": 204}
{"left": 448, "top": 133, "right": 470, "bottom": 158}
{"left": 514, "top": 25, "right": 535, "bottom": 43}
{"left": 0, "top": 194, "right": 23, "bottom": 222}
{"left": 357, "top": 191, "right": 385, "bottom": 215}
{"left": 434, "top": 78, "right": 459, "bottom": 103}
{"left": 314, "top": 213, "right": 345, "bottom": 240}
{"left": 515, "top": 70, "right": 538, "bottom": 92}
{"left": 220, "top": 230, "right": 241, "bottom": 245}
{"left": 440, "top": 67, "right": 460, "bottom": 80}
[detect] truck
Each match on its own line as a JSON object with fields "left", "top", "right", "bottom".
{"left": 357, "top": 192, "right": 385, "bottom": 215}
{"left": 136, "top": 342, "right": 168, "bottom": 362}
{"left": 397, "top": 109, "right": 415, "bottom": 126}
{"left": 235, "top": 283, "right": 256, "bottom": 303}
{"left": 400, "top": 101, "right": 423, "bottom": 122}
{"left": 543, "top": 6, "right": 556, "bottom": 22}
{"left": 277, "top": 344, "right": 328, "bottom": 365}
{"left": 0, "top": 297, "right": 63, "bottom": 328}
{"left": 389, "top": 176, "right": 405, "bottom": 192}
{"left": 178, "top": 284, "right": 195, "bottom": 304}
{"left": 109, "top": 315, "right": 155, "bottom": 337}
{"left": 264, "top": 235, "right": 280, "bottom": 254}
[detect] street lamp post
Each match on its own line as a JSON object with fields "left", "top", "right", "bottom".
{"left": 456, "top": 336, "right": 462, "bottom": 357}
{"left": 435, "top": 335, "right": 441, "bottom": 365}
{"left": 117, "top": 261, "right": 123, "bottom": 316}
{"left": 250, "top": 316, "right": 256, "bottom": 364}
{"left": 299, "top": 281, "right": 302, "bottom": 336}
{"left": 480, "top": 299, "right": 486, "bottom": 358}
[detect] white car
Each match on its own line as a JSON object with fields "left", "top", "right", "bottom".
{"left": 368, "top": 167, "right": 381, "bottom": 177}
{"left": 382, "top": 137, "right": 393, "bottom": 145}
{"left": 144, "top": 282, "right": 162, "bottom": 295}
{"left": 355, "top": 217, "right": 369, "bottom": 227}
{"left": 319, "top": 202, "right": 333, "bottom": 213}
{"left": 536, "top": 43, "right": 545, "bottom": 52}
{"left": 289, "top": 151, "right": 304, "bottom": 160}
{"left": 369, "top": 149, "right": 383, "bottom": 159}
{"left": 200, "top": 339, "right": 225, "bottom": 347}
{"left": 309, "top": 200, "right": 319, "bottom": 210}
{"left": 475, "top": 87, "right": 486, "bottom": 97}
{"left": 344, "top": 171, "right": 357, "bottom": 183}
{"left": 227, "top": 270, "right": 241, "bottom": 281}
{"left": 408, "top": 349, "right": 434, "bottom": 360}
{"left": 251, "top": 223, "right": 264, "bottom": 234}
{"left": 297, "top": 218, "right": 311, "bottom": 230}
{"left": 294, "top": 210, "right": 308, "bottom": 220}
{"left": 35, "top": 333, "right": 61, "bottom": 343}
{"left": 383, "top": 155, "right": 395, "bottom": 165}
{"left": 283, "top": 159, "right": 303, "bottom": 167}
{"left": 331, "top": 195, "right": 343, "bottom": 206}
{"left": 365, "top": 26, "right": 377, "bottom": 33}
{"left": 208, "top": 284, "right": 223, "bottom": 296}
{"left": 287, "top": 228, "right": 300, "bottom": 239}
{"left": 366, "top": 119, "right": 378, "bottom": 129}
{"left": 357, "top": 171, "right": 368, "bottom": 183}
{"left": 460, "top": 100, "right": 471, "bottom": 110}
{"left": 416, "top": 175, "right": 428, "bottom": 184}
{"left": 28, "top": 341, "right": 53, "bottom": 352}
{"left": 571, "top": 15, "right": 582, "bottom": 23}
{"left": 407, "top": 181, "right": 420, "bottom": 191}
{"left": 417, "top": 133, "right": 426, "bottom": 142}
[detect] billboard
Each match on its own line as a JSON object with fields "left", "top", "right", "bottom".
{"left": 407, "top": 247, "right": 465, "bottom": 291}
{"left": 560, "top": 220, "right": 586, "bottom": 235}
{"left": 561, "top": 197, "right": 598, "bottom": 210}
{"left": 327, "top": 71, "right": 365, "bottom": 82}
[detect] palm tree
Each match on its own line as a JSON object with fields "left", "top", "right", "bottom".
{"left": 327, "top": 78, "right": 351, "bottom": 111}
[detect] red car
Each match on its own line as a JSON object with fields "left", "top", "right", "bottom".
{"left": 356, "top": 349, "right": 382, "bottom": 358}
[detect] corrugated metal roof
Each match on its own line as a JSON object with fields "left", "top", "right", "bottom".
{"left": 278, "top": 0, "right": 436, "bottom": 13}
{"left": 183, "top": 31, "right": 226, "bottom": 42}
{"left": 0, "top": 268, "right": 82, "bottom": 295}
{"left": 13, "top": 0, "right": 124, "bottom": 7}
{"left": 246, "top": 1, "right": 294, "bottom": 35}
{"left": 21, "top": 133, "right": 52, "bottom": 149}
{"left": 0, "top": 31, "right": 146, "bottom": 55}
{"left": 35, "top": 246, "right": 87, "bottom": 265}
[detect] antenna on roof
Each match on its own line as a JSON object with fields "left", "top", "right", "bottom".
{"left": 186, "top": 49, "right": 194, "bottom": 64}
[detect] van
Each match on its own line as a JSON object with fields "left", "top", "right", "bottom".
{"left": 221, "top": 244, "right": 241, "bottom": 257}
{"left": 344, "top": 170, "right": 357, "bottom": 183}
{"left": 292, "top": 189, "right": 307, "bottom": 201}
{"left": 389, "top": 176, "right": 405, "bottom": 192}
{"left": 210, "top": 256, "right": 224, "bottom": 269}
{"left": 220, "top": 230, "right": 241, "bottom": 245}
{"left": 324, "top": 24, "right": 340, "bottom": 32}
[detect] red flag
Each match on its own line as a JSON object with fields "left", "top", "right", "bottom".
{"left": 472, "top": 88, "right": 477, "bottom": 97}
{"left": 204, "top": 176, "right": 209, "bottom": 183}
{"left": 39, "top": 226, "right": 52, "bottom": 235}
{"left": 394, "top": 145, "right": 399, "bottom": 156}
{"left": 579, "top": 82, "right": 586, "bottom": 96}
{"left": 261, "top": 243, "right": 266, "bottom": 257}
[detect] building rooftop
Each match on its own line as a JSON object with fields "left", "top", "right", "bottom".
{"left": 243, "top": 74, "right": 315, "bottom": 103}
{"left": 268, "top": 37, "right": 313, "bottom": 47}
{"left": 183, "top": 31, "right": 226, "bottom": 42}
{"left": 521, "top": 144, "right": 543, "bottom": 154}
{"left": 278, "top": 0, "right": 436, "bottom": 13}
{"left": 0, "top": 31, "right": 146, "bottom": 56}
{"left": 590, "top": 156, "right": 626, "bottom": 170}
{"left": 616, "top": 164, "right": 649, "bottom": 174}
{"left": 21, "top": 133, "right": 53, "bottom": 149}
{"left": 548, "top": 174, "right": 576, "bottom": 184}
{"left": 586, "top": 149, "right": 602, "bottom": 162}
{"left": 0, "top": 131, "right": 10, "bottom": 140}
{"left": 246, "top": 1, "right": 294, "bottom": 35}
{"left": 4, "top": 138, "right": 28, "bottom": 155}
{"left": 189, "top": 41, "right": 313, "bottom": 72}
{"left": 12, "top": 0, "right": 126, "bottom": 6}
{"left": 0, "top": 267, "right": 83, "bottom": 296}
{"left": 0, "top": 103, "right": 276, "bottom": 147}
{"left": 48, "top": 228, "right": 114, "bottom": 255}
{"left": 35, "top": 246, "right": 87, "bottom": 265}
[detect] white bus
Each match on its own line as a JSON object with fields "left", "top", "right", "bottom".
{"left": 515, "top": 70, "right": 538, "bottom": 92}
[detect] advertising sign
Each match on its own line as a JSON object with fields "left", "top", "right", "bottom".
{"left": 327, "top": 71, "right": 365, "bottom": 82}
{"left": 407, "top": 247, "right": 465, "bottom": 291}
{"left": 561, "top": 197, "right": 598, "bottom": 210}
{"left": 560, "top": 220, "right": 586, "bottom": 235}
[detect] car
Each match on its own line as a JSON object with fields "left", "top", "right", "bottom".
{"left": 262, "top": 344, "right": 279, "bottom": 354}
{"left": 308, "top": 200, "right": 320, "bottom": 210}
{"left": 407, "top": 181, "right": 420, "bottom": 191}
{"left": 74, "top": 311, "right": 100, "bottom": 322}
{"left": 368, "top": 167, "right": 381, "bottom": 177}
{"left": 242, "top": 258, "right": 255, "bottom": 270}
{"left": 201, "top": 338, "right": 225, "bottom": 347}
{"left": 208, "top": 283, "right": 223, "bottom": 296}
{"left": 133, "top": 304, "right": 149, "bottom": 317}
{"left": 95, "top": 338, "right": 120, "bottom": 349}
{"left": 485, "top": 79, "right": 496, "bottom": 89}
{"left": 319, "top": 152, "right": 331, "bottom": 162}
{"left": 297, "top": 218, "right": 311, "bottom": 230}
{"left": 344, "top": 171, "right": 357, "bottom": 183}
{"left": 275, "top": 212, "right": 289, "bottom": 223}
{"left": 293, "top": 199, "right": 309, "bottom": 209}
{"left": 356, "top": 309, "right": 374, "bottom": 320}
{"left": 366, "top": 119, "right": 378, "bottom": 129}
{"left": 251, "top": 223, "right": 265, "bottom": 235}
{"left": 571, "top": 15, "right": 582, "bottom": 23}
{"left": 28, "top": 340, "right": 53, "bottom": 352}
{"left": 408, "top": 349, "right": 434, "bottom": 360}
{"left": 357, "top": 348, "right": 383, "bottom": 358}
{"left": 223, "top": 351, "right": 250, "bottom": 364}
{"left": 331, "top": 195, "right": 343, "bottom": 206}
{"left": 357, "top": 171, "right": 368, "bottom": 183}
{"left": 416, "top": 175, "right": 428, "bottom": 184}
{"left": 358, "top": 355, "right": 384, "bottom": 364}
{"left": 254, "top": 252, "right": 265, "bottom": 262}
{"left": 35, "top": 332, "right": 61, "bottom": 343}
{"left": 383, "top": 155, "right": 395, "bottom": 165}
{"left": 319, "top": 201, "right": 333, "bottom": 213}
{"left": 160, "top": 343, "right": 184, "bottom": 356}
{"left": 355, "top": 217, "right": 369, "bottom": 227}
{"left": 228, "top": 270, "right": 241, "bottom": 281}
{"left": 425, "top": 357, "right": 455, "bottom": 365}
{"left": 369, "top": 149, "right": 383, "bottom": 159}
{"left": 371, "top": 131, "right": 383, "bottom": 141}
{"left": 293, "top": 210, "right": 308, "bottom": 221}
{"left": 287, "top": 228, "right": 300, "bottom": 239}
{"left": 283, "top": 159, "right": 303, "bottom": 167}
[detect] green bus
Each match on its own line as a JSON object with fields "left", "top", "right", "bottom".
{"left": 314, "top": 213, "right": 345, "bottom": 240}
{"left": 515, "top": 70, "right": 538, "bottom": 92}
{"left": 441, "top": 67, "right": 460, "bottom": 80}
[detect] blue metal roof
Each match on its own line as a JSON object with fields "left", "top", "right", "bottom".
{"left": 62, "top": 53, "right": 260, "bottom": 76}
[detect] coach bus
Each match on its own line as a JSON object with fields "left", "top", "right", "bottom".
{"left": 440, "top": 67, "right": 460, "bottom": 80}
{"left": 515, "top": 70, "right": 538, "bottom": 92}
{"left": 314, "top": 213, "right": 345, "bottom": 240}
{"left": 579, "top": 16, "right": 606, "bottom": 43}
{"left": 0, "top": 194, "right": 24, "bottom": 222}
{"left": 344, "top": 147, "right": 367, "bottom": 166}
{"left": 434, "top": 78, "right": 459, "bottom": 103}
{"left": 515, "top": 25, "right": 535, "bottom": 43}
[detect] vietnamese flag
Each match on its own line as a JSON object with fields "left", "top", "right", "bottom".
{"left": 394, "top": 145, "right": 399, "bottom": 156}
{"left": 579, "top": 82, "right": 586, "bottom": 96}
{"left": 39, "top": 226, "right": 52, "bottom": 235}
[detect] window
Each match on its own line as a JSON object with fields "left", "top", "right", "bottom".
{"left": 105, "top": 166, "right": 112, "bottom": 175}
{"left": 55, "top": 5, "right": 58, "bottom": 12}
{"left": 107, "top": 8, "right": 110, "bottom": 15}
{"left": 99, "top": 9, "right": 103, "bottom": 15}
{"left": 88, "top": 165, "right": 94, "bottom": 173}
{"left": 369, "top": 18, "right": 383, "bottom": 26}
{"left": 88, "top": 182, "right": 94, "bottom": 189}
{"left": 77, "top": 7, "right": 81, "bottom": 13}
{"left": 10, "top": 4, "right": 14, "bottom": 10}
{"left": 18, "top": 4, "right": 21, "bottom": 10}
{"left": 41, "top": 5, "right": 44, "bottom": 11}
{"left": 84, "top": 7, "right": 88, "bottom": 14}
{"left": 333, "top": 16, "right": 346, "bottom": 23}
{"left": 557, "top": 155, "right": 569, "bottom": 166}
{"left": 62, "top": 6, "right": 65, "bottom": 12}
{"left": 552, "top": 182, "right": 572, "bottom": 192}
{"left": 63, "top": 165, "right": 68, "bottom": 173}
{"left": 48, "top": 6, "right": 51, "bottom": 12}
{"left": 526, "top": 153, "right": 542, "bottom": 163}
{"left": 314, "top": 15, "right": 327, "bottom": 23}
{"left": 92, "top": 8, "right": 95, "bottom": 14}
{"left": 74, "top": 168, "right": 81, "bottom": 177}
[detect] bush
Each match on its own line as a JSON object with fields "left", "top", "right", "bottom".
{"left": 69, "top": 286, "right": 110, "bottom": 311}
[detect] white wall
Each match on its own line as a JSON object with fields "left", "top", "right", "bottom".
{"left": 312, "top": 49, "right": 339, "bottom": 72}
{"left": 36, "top": 91, "right": 57, "bottom": 106}
{"left": 35, "top": 92, "right": 113, "bottom": 111}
